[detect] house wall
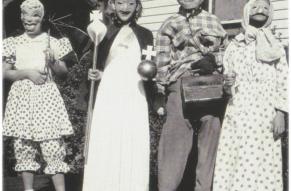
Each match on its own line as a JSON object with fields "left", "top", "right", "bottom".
{"left": 139, "top": 0, "right": 289, "bottom": 46}
{"left": 271, "top": 0, "right": 288, "bottom": 45}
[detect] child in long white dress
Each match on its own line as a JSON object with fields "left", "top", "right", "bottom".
{"left": 3, "top": 0, "right": 74, "bottom": 190}
{"left": 82, "top": 0, "right": 154, "bottom": 190}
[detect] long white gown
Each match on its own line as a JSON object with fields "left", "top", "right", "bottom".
{"left": 82, "top": 25, "right": 150, "bottom": 191}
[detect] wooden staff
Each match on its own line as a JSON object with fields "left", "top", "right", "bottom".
{"left": 83, "top": 37, "right": 99, "bottom": 164}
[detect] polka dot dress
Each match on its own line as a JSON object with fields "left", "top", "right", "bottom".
{"left": 3, "top": 33, "right": 74, "bottom": 141}
{"left": 212, "top": 39, "right": 288, "bottom": 191}
{"left": 14, "top": 138, "right": 70, "bottom": 174}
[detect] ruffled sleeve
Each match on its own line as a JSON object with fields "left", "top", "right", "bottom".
{"left": 3, "top": 37, "right": 16, "bottom": 64}
{"left": 54, "top": 37, "right": 73, "bottom": 59}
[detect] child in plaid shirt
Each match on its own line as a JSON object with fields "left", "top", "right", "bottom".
{"left": 155, "top": 0, "right": 227, "bottom": 191}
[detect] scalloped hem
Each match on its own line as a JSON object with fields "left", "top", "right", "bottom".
{"left": 44, "top": 160, "right": 70, "bottom": 174}
{"left": 2, "top": 130, "right": 74, "bottom": 142}
{"left": 15, "top": 161, "right": 40, "bottom": 172}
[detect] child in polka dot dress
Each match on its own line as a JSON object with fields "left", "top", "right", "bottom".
{"left": 213, "top": 0, "right": 288, "bottom": 191}
{"left": 3, "top": 0, "right": 73, "bottom": 190}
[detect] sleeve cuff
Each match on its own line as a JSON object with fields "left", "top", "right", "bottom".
{"left": 275, "top": 102, "right": 288, "bottom": 113}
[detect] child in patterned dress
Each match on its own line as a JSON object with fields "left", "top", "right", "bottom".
{"left": 3, "top": 0, "right": 74, "bottom": 191}
{"left": 213, "top": 0, "right": 287, "bottom": 190}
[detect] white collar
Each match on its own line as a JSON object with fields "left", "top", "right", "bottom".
{"left": 23, "top": 32, "right": 47, "bottom": 41}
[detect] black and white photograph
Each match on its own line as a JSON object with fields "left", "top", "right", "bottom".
{"left": 2, "top": 0, "right": 289, "bottom": 191}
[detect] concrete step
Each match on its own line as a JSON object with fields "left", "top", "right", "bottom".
{"left": 4, "top": 174, "right": 83, "bottom": 191}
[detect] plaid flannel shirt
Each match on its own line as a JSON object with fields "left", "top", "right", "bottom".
{"left": 155, "top": 7, "right": 227, "bottom": 85}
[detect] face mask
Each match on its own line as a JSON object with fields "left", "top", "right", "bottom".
{"left": 249, "top": 0, "right": 270, "bottom": 23}
{"left": 114, "top": 0, "right": 137, "bottom": 23}
{"left": 21, "top": 8, "right": 43, "bottom": 37}
{"left": 177, "top": 0, "right": 204, "bottom": 10}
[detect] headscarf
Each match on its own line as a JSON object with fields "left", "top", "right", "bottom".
{"left": 20, "top": 0, "right": 45, "bottom": 19}
{"left": 240, "top": 0, "right": 281, "bottom": 63}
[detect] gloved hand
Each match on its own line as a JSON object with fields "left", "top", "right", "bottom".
{"left": 198, "top": 35, "right": 214, "bottom": 47}
{"left": 191, "top": 54, "right": 217, "bottom": 75}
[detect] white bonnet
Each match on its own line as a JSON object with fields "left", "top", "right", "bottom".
{"left": 20, "top": 0, "right": 44, "bottom": 18}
